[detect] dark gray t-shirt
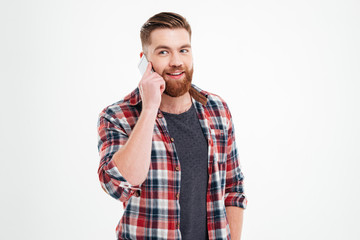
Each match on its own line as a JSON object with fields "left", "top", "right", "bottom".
{"left": 162, "top": 104, "right": 209, "bottom": 240}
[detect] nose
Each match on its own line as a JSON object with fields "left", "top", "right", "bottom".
{"left": 169, "top": 52, "right": 183, "bottom": 67}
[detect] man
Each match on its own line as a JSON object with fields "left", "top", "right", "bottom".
{"left": 97, "top": 12, "right": 247, "bottom": 240}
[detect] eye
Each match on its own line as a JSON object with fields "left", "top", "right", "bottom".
{"left": 180, "top": 49, "right": 189, "bottom": 53}
{"left": 159, "top": 50, "right": 168, "bottom": 55}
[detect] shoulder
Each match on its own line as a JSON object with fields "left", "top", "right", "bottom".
{"left": 98, "top": 88, "right": 141, "bottom": 127}
{"left": 192, "top": 85, "right": 234, "bottom": 131}
{"left": 193, "top": 84, "right": 232, "bottom": 117}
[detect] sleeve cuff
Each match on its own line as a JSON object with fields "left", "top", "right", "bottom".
{"left": 224, "top": 192, "right": 247, "bottom": 209}
{"left": 104, "top": 158, "right": 142, "bottom": 191}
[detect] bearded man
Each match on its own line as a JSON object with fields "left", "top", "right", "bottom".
{"left": 97, "top": 12, "right": 247, "bottom": 240}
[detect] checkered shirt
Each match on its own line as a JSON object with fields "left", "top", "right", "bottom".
{"left": 97, "top": 84, "right": 247, "bottom": 240}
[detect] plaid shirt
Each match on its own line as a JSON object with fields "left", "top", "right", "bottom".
{"left": 97, "top": 84, "right": 247, "bottom": 240}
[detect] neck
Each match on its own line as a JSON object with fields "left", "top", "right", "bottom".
{"left": 160, "top": 92, "right": 192, "bottom": 114}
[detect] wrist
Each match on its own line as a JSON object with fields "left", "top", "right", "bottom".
{"left": 141, "top": 106, "right": 159, "bottom": 117}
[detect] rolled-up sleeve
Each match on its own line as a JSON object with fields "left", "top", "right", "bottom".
{"left": 97, "top": 110, "right": 141, "bottom": 202}
{"left": 223, "top": 105, "right": 247, "bottom": 209}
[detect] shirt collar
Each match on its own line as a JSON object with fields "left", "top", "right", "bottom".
{"left": 128, "top": 84, "right": 208, "bottom": 106}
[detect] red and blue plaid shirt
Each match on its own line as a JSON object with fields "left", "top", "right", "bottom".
{"left": 97, "top": 84, "right": 247, "bottom": 240}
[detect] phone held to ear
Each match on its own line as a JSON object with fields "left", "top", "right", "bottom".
{"left": 138, "top": 54, "right": 154, "bottom": 76}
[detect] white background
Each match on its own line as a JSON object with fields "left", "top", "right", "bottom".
{"left": 1, "top": 0, "right": 359, "bottom": 239}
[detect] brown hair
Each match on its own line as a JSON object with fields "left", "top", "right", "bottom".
{"left": 140, "top": 12, "right": 192, "bottom": 52}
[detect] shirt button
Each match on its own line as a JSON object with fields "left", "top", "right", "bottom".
{"left": 157, "top": 113, "right": 162, "bottom": 118}
{"left": 135, "top": 190, "right": 140, "bottom": 197}
{"left": 176, "top": 193, "right": 180, "bottom": 199}
{"left": 175, "top": 166, "right": 180, "bottom": 171}
{"left": 177, "top": 223, "right": 180, "bottom": 228}
{"left": 170, "top": 137, "right": 174, "bottom": 142}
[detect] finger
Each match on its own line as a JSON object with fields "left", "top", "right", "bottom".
{"left": 138, "top": 84, "right": 143, "bottom": 95}
{"left": 159, "top": 80, "right": 166, "bottom": 94}
{"left": 145, "top": 61, "right": 153, "bottom": 75}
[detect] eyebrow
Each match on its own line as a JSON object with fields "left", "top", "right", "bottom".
{"left": 154, "top": 44, "right": 191, "bottom": 51}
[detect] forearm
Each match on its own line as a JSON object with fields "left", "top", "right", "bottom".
{"left": 225, "top": 206, "right": 244, "bottom": 240}
{"left": 112, "top": 108, "right": 158, "bottom": 186}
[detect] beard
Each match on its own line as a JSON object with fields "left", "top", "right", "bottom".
{"left": 160, "top": 65, "right": 193, "bottom": 97}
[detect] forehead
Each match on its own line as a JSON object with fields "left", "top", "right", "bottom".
{"left": 149, "top": 28, "right": 191, "bottom": 49}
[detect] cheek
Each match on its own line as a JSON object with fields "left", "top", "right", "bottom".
{"left": 153, "top": 65, "right": 166, "bottom": 74}
{"left": 188, "top": 61, "right": 193, "bottom": 68}
{"left": 184, "top": 57, "right": 193, "bottom": 68}
{"left": 185, "top": 62, "right": 193, "bottom": 71}
{"left": 152, "top": 60, "right": 167, "bottom": 73}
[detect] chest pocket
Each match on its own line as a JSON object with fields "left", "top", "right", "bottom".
{"left": 210, "top": 128, "right": 228, "bottom": 163}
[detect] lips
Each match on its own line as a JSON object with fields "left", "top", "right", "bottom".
{"left": 166, "top": 71, "right": 185, "bottom": 80}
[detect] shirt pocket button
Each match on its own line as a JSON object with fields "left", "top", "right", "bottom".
{"left": 135, "top": 190, "right": 141, "bottom": 197}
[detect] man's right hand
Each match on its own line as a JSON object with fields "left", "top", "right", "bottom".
{"left": 112, "top": 61, "right": 165, "bottom": 186}
{"left": 138, "top": 62, "right": 166, "bottom": 112}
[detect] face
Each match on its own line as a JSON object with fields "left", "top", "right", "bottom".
{"left": 145, "top": 28, "right": 193, "bottom": 97}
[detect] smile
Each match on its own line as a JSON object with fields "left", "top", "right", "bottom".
{"left": 167, "top": 72, "right": 184, "bottom": 76}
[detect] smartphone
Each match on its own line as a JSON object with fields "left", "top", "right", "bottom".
{"left": 138, "top": 54, "right": 154, "bottom": 76}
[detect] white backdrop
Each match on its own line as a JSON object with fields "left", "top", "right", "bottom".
{"left": 1, "top": 0, "right": 359, "bottom": 239}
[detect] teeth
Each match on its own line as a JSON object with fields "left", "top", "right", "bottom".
{"left": 169, "top": 72, "right": 182, "bottom": 75}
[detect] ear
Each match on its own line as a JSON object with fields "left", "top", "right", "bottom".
{"left": 140, "top": 52, "right": 143, "bottom": 58}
